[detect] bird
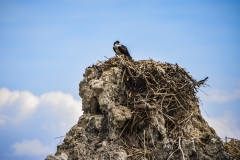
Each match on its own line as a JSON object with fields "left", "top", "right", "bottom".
{"left": 197, "top": 77, "right": 208, "bottom": 85}
{"left": 113, "top": 40, "right": 132, "bottom": 59}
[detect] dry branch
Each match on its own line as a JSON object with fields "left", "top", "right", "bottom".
{"left": 95, "top": 56, "right": 211, "bottom": 159}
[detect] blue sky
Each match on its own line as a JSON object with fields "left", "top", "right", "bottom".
{"left": 0, "top": 0, "right": 240, "bottom": 159}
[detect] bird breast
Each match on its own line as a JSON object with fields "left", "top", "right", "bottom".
{"left": 114, "top": 45, "right": 122, "bottom": 55}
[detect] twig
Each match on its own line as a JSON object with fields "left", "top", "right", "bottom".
{"left": 144, "top": 130, "right": 146, "bottom": 158}
{"left": 179, "top": 137, "right": 185, "bottom": 160}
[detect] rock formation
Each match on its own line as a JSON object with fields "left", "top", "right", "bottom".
{"left": 45, "top": 57, "right": 233, "bottom": 160}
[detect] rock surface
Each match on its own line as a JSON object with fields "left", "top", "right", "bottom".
{"left": 45, "top": 153, "right": 68, "bottom": 160}
{"left": 45, "top": 57, "right": 233, "bottom": 160}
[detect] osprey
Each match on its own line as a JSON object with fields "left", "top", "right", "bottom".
{"left": 113, "top": 41, "right": 132, "bottom": 59}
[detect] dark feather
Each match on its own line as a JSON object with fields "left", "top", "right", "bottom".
{"left": 118, "top": 45, "right": 131, "bottom": 58}
{"left": 198, "top": 77, "right": 208, "bottom": 84}
{"left": 197, "top": 77, "right": 208, "bottom": 86}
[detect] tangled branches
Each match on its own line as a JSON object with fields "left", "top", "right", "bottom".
{"left": 224, "top": 138, "right": 240, "bottom": 159}
{"left": 96, "top": 56, "right": 210, "bottom": 159}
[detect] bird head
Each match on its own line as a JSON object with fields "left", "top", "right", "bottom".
{"left": 114, "top": 40, "right": 120, "bottom": 46}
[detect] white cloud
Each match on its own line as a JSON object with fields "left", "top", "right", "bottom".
{"left": 0, "top": 88, "right": 82, "bottom": 158}
{"left": 0, "top": 88, "right": 40, "bottom": 123}
{"left": 12, "top": 139, "right": 53, "bottom": 156}
{"left": 204, "top": 114, "right": 240, "bottom": 140}
{"left": 0, "top": 87, "right": 83, "bottom": 134}
{"left": 39, "top": 91, "right": 82, "bottom": 120}
{"left": 204, "top": 89, "right": 240, "bottom": 103}
{"left": 39, "top": 91, "right": 83, "bottom": 132}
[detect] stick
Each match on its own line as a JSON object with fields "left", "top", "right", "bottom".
{"left": 179, "top": 137, "right": 185, "bottom": 160}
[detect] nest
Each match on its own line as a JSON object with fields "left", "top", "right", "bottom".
{"left": 95, "top": 56, "right": 212, "bottom": 159}
{"left": 224, "top": 139, "right": 240, "bottom": 159}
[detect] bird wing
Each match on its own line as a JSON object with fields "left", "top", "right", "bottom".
{"left": 118, "top": 45, "right": 131, "bottom": 58}
{"left": 113, "top": 47, "right": 116, "bottom": 53}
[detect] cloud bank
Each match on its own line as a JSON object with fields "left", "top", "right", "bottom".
{"left": 204, "top": 114, "right": 240, "bottom": 140}
{"left": 0, "top": 88, "right": 83, "bottom": 133}
{"left": 205, "top": 89, "right": 240, "bottom": 103}
{"left": 0, "top": 88, "right": 39, "bottom": 124}
{"left": 0, "top": 87, "right": 83, "bottom": 157}
{"left": 38, "top": 91, "right": 83, "bottom": 133}
{"left": 12, "top": 139, "right": 53, "bottom": 156}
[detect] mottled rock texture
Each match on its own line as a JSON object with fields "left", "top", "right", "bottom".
{"left": 45, "top": 153, "right": 68, "bottom": 160}
{"left": 46, "top": 57, "right": 233, "bottom": 160}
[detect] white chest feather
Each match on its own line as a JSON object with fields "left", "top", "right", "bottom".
{"left": 114, "top": 44, "right": 122, "bottom": 55}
